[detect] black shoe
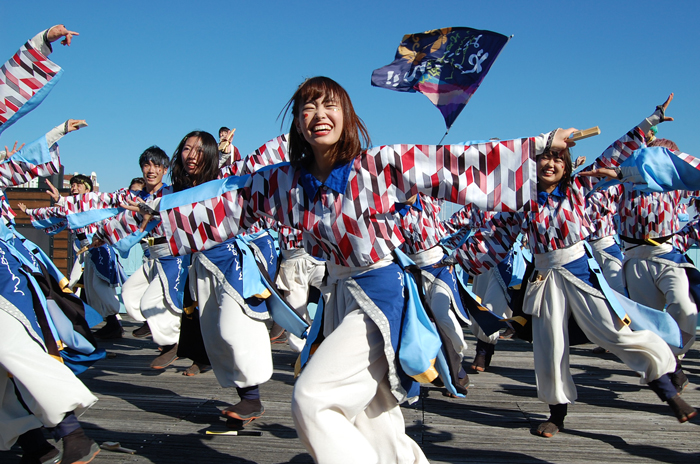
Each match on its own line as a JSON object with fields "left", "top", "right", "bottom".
{"left": 19, "top": 447, "right": 62, "bottom": 464}
{"left": 671, "top": 368, "right": 689, "bottom": 394}
{"left": 61, "top": 428, "right": 100, "bottom": 464}
{"left": 667, "top": 394, "right": 697, "bottom": 423}
{"left": 222, "top": 399, "right": 265, "bottom": 420}
{"left": 132, "top": 322, "right": 152, "bottom": 338}
{"left": 471, "top": 354, "right": 486, "bottom": 372}
{"left": 536, "top": 420, "right": 561, "bottom": 438}
{"left": 183, "top": 362, "right": 211, "bottom": 376}
{"left": 269, "top": 322, "right": 285, "bottom": 342}
{"left": 150, "top": 344, "right": 179, "bottom": 369}
{"left": 94, "top": 325, "right": 123, "bottom": 339}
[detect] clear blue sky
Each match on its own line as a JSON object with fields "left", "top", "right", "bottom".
{"left": 2, "top": 1, "right": 698, "bottom": 193}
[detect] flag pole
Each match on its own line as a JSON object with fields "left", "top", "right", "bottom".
{"left": 438, "top": 128, "right": 450, "bottom": 145}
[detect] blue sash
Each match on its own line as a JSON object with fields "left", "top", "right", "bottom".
{"left": 583, "top": 242, "right": 684, "bottom": 348}
{"left": 89, "top": 244, "right": 127, "bottom": 286}
{"left": 455, "top": 267, "right": 510, "bottom": 335}
{"left": 159, "top": 255, "right": 190, "bottom": 310}
{"left": 421, "top": 264, "right": 469, "bottom": 321}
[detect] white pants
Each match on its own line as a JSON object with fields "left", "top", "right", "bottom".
{"left": 623, "top": 243, "right": 698, "bottom": 356}
{"left": 293, "top": 310, "right": 428, "bottom": 464}
{"left": 292, "top": 259, "right": 428, "bottom": 464}
{"left": 0, "top": 311, "right": 97, "bottom": 449}
{"left": 471, "top": 267, "right": 512, "bottom": 345}
{"left": 589, "top": 235, "right": 626, "bottom": 295}
{"left": 528, "top": 243, "right": 676, "bottom": 405}
{"left": 191, "top": 256, "right": 272, "bottom": 389}
{"left": 122, "top": 260, "right": 181, "bottom": 346}
{"left": 82, "top": 257, "right": 120, "bottom": 318}
{"left": 276, "top": 248, "right": 325, "bottom": 353}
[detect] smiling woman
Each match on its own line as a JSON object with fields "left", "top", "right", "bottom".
{"left": 537, "top": 149, "right": 573, "bottom": 194}
{"left": 169, "top": 131, "right": 220, "bottom": 191}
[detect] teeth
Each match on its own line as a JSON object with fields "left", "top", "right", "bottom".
{"left": 314, "top": 124, "right": 332, "bottom": 132}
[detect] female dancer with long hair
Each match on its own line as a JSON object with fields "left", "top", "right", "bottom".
{"left": 139, "top": 76, "right": 571, "bottom": 462}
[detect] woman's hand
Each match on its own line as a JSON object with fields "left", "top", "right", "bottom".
{"left": 46, "top": 25, "right": 79, "bottom": 46}
{"left": 66, "top": 119, "right": 87, "bottom": 133}
{"left": 4, "top": 141, "right": 25, "bottom": 158}
{"left": 17, "top": 202, "right": 28, "bottom": 214}
{"left": 45, "top": 179, "right": 62, "bottom": 202}
{"left": 551, "top": 128, "right": 578, "bottom": 153}
{"left": 577, "top": 167, "right": 619, "bottom": 180}
{"left": 121, "top": 198, "right": 159, "bottom": 232}
{"left": 658, "top": 93, "right": 674, "bottom": 122}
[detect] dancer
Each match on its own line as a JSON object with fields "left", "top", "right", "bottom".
{"left": 1, "top": 132, "right": 99, "bottom": 464}
{"left": 137, "top": 76, "right": 568, "bottom": 463}
{"left": 455, "top": 96, "right": 693, "bottom": 438}
{"left": 115, "top": 146, "right": 188, "bottom": 369}
{"left": 394, "top": 194, "right": 470, "bottom": 395}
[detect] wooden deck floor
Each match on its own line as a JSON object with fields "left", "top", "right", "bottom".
{"left": 3, "top": 318, "right": 699, "bottom": 464}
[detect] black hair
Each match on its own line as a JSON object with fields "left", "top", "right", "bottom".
{"left": 69, "top": 174, "right": 93, "bottom": 192}
{"left": 138, "top": 146, "right": 169, "bottom": 169}
{"left": 129, "top": 177, "right": 146, "bottom": 189}
{"left": 219, "top": 126, "right": 230, "bottom": 135}
{"left": 170, "top": 131, "right": 220, "bottom": 192}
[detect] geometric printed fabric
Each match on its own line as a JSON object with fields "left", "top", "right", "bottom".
{"left": 456, "top": 122, "right": 652, "bottom": 271}
{"left": 0, "top": 34, "right": 62, "bottom": 135}
{"left": 395, "top": 194, "right": 447, "bottom": 254}
{"left": 161, "top": 138, "right": 541, "bottom": 265}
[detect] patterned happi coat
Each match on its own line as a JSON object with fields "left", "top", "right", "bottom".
{"left": 0, "top": 29, "right": 62, "bottom": 135}
{"left": 441, "top": 203, "right": 495, "bottom": 250}
{"left": 585, "top": 184, "right": 622, "bottom": 241}
{"left": 393, "top": 194, "right": 447, "bottom": 254}
{"left": 455, "top": 113, "right": 660, "bottom": 271}
{"left": 159, "top": 137, "right": 545, "bottom": 266}
{"left": 1, "top": 137, "right": 60, "bottom": 227}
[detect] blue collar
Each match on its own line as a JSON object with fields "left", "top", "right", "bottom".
{"left": 299, "top": 161, "right": 353, "bottom": 198}
{"left": 394, "top": 196, "right": 424, "bottom": 217}
{"left": 537, "top": 184, "right": 566, "bottom": 206}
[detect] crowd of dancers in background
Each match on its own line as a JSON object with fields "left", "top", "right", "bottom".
{"left": 0, "top": 24, "right": 698, "bottom": 464}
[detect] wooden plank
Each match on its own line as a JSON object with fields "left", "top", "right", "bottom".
{"left": 1, "top": 321, "right": 698, "bottom": 463}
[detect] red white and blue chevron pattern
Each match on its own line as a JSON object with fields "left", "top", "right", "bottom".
{"left": 159, "top": 138, "right": 540, "bottom": 263}
{"left": 0, "top": 35, "right": 61, "bottom": 129}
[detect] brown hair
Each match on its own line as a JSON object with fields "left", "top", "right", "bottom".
{"left": 280, "top": 76, "right": 371, "bottom": 168}
{"left": 537, "top": 148, "right": 574, "bottom": 193}
{"left": 648, "top": 138, "right": 679, "bottom": 151}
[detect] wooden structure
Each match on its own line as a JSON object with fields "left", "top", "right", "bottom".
{"left": 5, "top": 185, "right": 73, "bottom": 276}
{"left": 2, "top": 322, "right": 697, "bottom": 463}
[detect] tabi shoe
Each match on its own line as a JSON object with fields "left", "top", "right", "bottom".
{"left": 443, "top": 374, "right": 470, "bottom": 398}
{"left": 93, "top": 324, "right": 123, "bottom": 340}
{"left": 536, "top": 421, "right": 561, "bottom": 438}
{"left": 183, "top": 362, "right": 211, "bottom": 376}
{"left": 150, "top": 344, "right": 179, "bottom": 369}
{"left": 671, "top": 368, "right": 690, "bottom": 394}
{"left": 61, "top": 428, "right": 100, "bottom": 464}
{"left": 536, "top": 403, "right": 566, "bottom": 438}
{"left": 499, "top": 327, "right": 515, "bottom": 339}
{"left": 222, "top": 399, "right": 265, "bottom": 421}
{"left": 667, "top": 395, "right": 697, "bottom": 423}
{"left": 19, "top": 446, "right": 62, "bottom": 464}
{"left": 471, "top": 354, "right": 487, "bottom": 372}
{"left": 269, "top": 322, "right": 285, "bottom": 342}
{"left": 592, "top": 346, "right": 609, "bottom": 354}
{"left": 132, "top": 322, "right": 152, "bottom": 338}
